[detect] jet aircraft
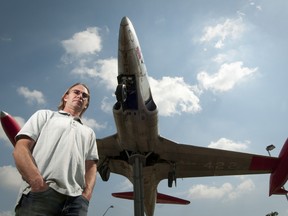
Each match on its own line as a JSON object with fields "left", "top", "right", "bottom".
{"left": 96, "top": 16, "right": 288, "bottom": 216}
{"left": 1, "top": 16, "right": 288, "bottom": 216}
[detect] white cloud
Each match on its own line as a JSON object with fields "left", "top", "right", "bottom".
{"left": 100, "top": 97, "right": 114, "bottom": 113}
{"left": 61, "top": 27, "right": 102, "bottom": 56}
{"left": 82, "top": 117, "right": 106, "bottom": 131}
{"left": 188, "top": 183, "right": 233, "bottom": 199}
{"left": 119, "top": 179, "right": 133, "bottom": 191}
{"left": 249, "top": 1, "right": 262, "bottom": 11}
{"left": 212, "top": 54, "right": 229, "bottom": 64}
{"left": 208, "top": 138, "right": 249, "bottom": 151}
{"left": 197, "top": 61, "right": 257, "bottom": 92}
{"left": 71, "top": 58, "right": 117, "bottom": 91}
{"left": 93, "top": 58, "right": 118, "bottom": 90}
{"left": 215, "top": 40, "right": 224, "bottom": 49}
{"left": 188, "top": 178, "right": 255, "bottom": 201}
{"left": 256, "top": 5, "right": 262, "bottom": 11}
{"left": 212, "top": 50, "right": 238, "bottom": 64}
{"left": 71, "top": 65, "right": 97, "bottom": 78}
{"left": 228, "top": 178, "right": 255, "bottom": 200}
{"left": 0, "top": 166, "right": 21, "bottom": 190}
{"left": 200, "top": 18, "right": 245, "bottom": 48}
{"left": 149, "top": 76, "right": 201, "bottom": 116}
{"left": 17, "top": 86, "right": 46, "bottom": 105}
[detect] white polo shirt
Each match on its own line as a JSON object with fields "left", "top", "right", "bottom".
{"left": 16, "top": 109, "right": 98, "bottom": 197}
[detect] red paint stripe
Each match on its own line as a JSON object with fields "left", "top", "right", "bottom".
{"left": 249, "top": 155, "right": 278, "bottom": 171}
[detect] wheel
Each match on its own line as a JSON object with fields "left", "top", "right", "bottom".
{"left": 115, "top": 84, "right": 127, "bottom": 103}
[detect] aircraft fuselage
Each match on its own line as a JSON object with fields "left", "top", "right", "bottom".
{"left": 113, "top": 17, "right": 158, "bottom": 153}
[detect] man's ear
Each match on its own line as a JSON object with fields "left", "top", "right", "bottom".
{"left": 63, "top": 94, "right": 68, "bottom": 101}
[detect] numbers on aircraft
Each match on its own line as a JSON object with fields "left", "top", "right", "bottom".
{"left": 227, "top": 162, "right": 238, "bottom": 170}
{"left": 203, "top": 161, "right": 238, "bottom": 170}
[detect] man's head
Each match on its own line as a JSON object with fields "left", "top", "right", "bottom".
{"left": 58, "top": 83, "right": 90, "bottom": 117}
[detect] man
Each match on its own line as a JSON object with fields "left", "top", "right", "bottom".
{"left": 13, "top": 83, "right": 98, "bottom": 216}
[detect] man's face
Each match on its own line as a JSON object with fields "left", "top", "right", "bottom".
{"left": 64, "top": 84, "right": 89, "bottom": 112}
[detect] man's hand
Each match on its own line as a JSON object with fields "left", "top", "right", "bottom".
{"left": 82, "top": 190, "right": 92, "bottom": 201}
{"left": 13, "top": 136, "right": 48, "bottom": 192}
{"left": 30, "top": 178, "right": 49, "bottom": 192}
{"left": 82, "top": 160, "right": 97, "bottom": 201}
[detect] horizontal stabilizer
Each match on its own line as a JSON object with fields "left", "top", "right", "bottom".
{"left": 156, "top": 192, "right": 190, "bottom": 205}
{"left": 112, "top": 192, "right": 134, "bottom": 200}
{"left": 112, "top": 192, "right": 190, "bottom": 205}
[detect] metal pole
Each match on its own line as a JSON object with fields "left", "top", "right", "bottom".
{"left": 130, "top": 154, "right": 145, "bottom": 216}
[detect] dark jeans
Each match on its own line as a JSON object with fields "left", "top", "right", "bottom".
{"left": 15, "top": 187, "right": 89, "bottom": 216}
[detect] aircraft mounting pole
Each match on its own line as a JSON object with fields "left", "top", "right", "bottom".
{"left": 130, "top": 154, "right": 146, "bottom": 216}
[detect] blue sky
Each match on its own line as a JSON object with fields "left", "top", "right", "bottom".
{"left": 1, "top": 0, "right": 288, "bottom": 215}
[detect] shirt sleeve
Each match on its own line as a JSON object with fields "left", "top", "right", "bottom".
{"left": 15, "top": 110, "right": 52, "bottom": 142}
{"left": 86, "top": 130, "right": 99, "bottom": 161}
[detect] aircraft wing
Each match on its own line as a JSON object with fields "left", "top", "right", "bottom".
{"left": 96, "top": 135, "right": 134, "bottom": 181}
{"left": 97, "top": 135, "right": 279, "bottom": 182}
{"left": 96, "top": 134, "right": 121, "bottom": 157}
{"left": 154, "top": 136, "right": 279, "bottom": 180}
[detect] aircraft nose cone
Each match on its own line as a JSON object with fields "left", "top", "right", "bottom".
{"left": 119, "top": 16, "right": 138, "bottom": 51}
{"left": 120, "top": 16, "right": 131, "bottom": 26}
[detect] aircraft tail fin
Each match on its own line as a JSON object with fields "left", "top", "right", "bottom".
{"left": 112, "top": 191, "right": 190, "bottom": 205}
{"left": 272, "top": 187, "right": 288, "bottom": 195}
{"left": 250, "top": 138, "right": 288, "bottom": 196}
{"left": 268, "top": 138, "right": 288, "bottom": 196}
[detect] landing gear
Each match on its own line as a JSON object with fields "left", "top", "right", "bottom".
{"left": 168, "top": 163, "right": 177, "bottom": 187}
{"left": 129, "top": 154, "right": 146, "bottom": 216}
{"left": 115, "top": 84, "right": 127, "bottom": 103}
{"left": 168, "top": 170, "right": 177, "bottom": 187}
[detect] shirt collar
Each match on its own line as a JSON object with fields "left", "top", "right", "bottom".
{"left": 58, "top": 110, "right": 83, "bottom": 124}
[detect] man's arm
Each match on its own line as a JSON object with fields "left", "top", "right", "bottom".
{"left": 82, "top": 160, "right": 97, "bottom": 201}
{"left": 13, "top": 135, "right": 48, "bottom": 192}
